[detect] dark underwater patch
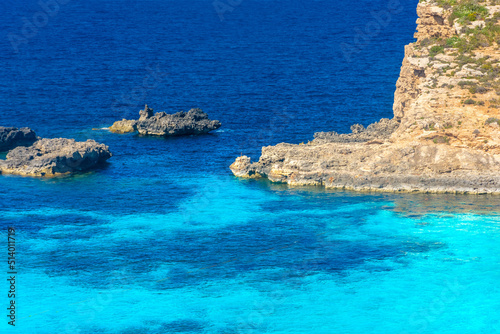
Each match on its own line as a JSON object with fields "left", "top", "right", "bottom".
{"left": 19, "top": 210, "right": 448, "bottom": 290}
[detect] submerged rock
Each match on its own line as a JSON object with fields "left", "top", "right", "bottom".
{"left": 110, "top": 105, "right": 221, "bottom": 136}
{"left": 0, "top": 138, "right": 112, "bottom": 177}
{"left": 0, "top": 126, "right": 37, "bottom": 152}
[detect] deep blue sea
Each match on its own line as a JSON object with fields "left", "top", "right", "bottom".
{"left": 1, "top": 0, "right": 500, "bottom": 333}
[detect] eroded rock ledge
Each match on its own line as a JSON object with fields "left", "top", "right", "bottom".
{"left": 0, "top": 138, "right": 112, "bottom": 177}
{"left": 110, "top": 105, "right": 221, "bottom": 136}
{"left": 230, "top": 142, "right": 500, "bottom": 194}
{"left": 230, "top": 1, "right": 500, "bottom": 194}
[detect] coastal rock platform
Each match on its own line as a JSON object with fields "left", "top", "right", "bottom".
{"left": 230, "top": 140, "right": 500, "bottom": 194}
{"left": 0, "top": 138, "right": 112, "bottom": 177}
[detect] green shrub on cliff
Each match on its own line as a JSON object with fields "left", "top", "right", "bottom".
{"left": 450, "top": 1, "right": 488, "bottom": 24}
{"left": 429, "top": 45, "right": 445, "bottom": 57}
{"left": 435, "top": 0, "right": 458, "bottom": 8}
{"left": 485, "top": 117, "right": 500, "bottom": 125}
{"left": 458, "top": 80, "right": 475, "bottom": 88}
{"left": 446, "top": 36, "right": 464, "bottom": 47}
{"left": 432, "top": 136, "right": 450, "bottom": 144}
{"left": 476, "top": 22, "right": 500, "bottom": 43}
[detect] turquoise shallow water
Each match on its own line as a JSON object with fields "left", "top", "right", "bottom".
{"left": 2, "top": 176, "right": 500, "bottom": 333}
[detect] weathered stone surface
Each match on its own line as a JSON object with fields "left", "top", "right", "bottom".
{"left": 230, "top": 143, "right": 500, "bottom": 194}
{"left": 139, "top": 104, "right": 154, "bottom": 121}
{"left": 314, "top": 118, "right": 399, "bottom": 143}
{"left": 414, "top": 3, "right": 454, "bottom": 41}
{"left": 109, "top": 119, "right": 137, "bottom": 134}
{"left": 230, "top": 1, "right": 500, "bottom": 194}
{"left": 110, "top": 105, "right": 221, "bottom": 136}
{"left": 0, "top": 126, "right": 37, "bottom": 152}
{"left": 0, "top": 138, "right": 112, "bottom": 177}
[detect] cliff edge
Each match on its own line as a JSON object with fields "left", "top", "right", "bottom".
{"left": 230, "top": 0, "right": 500, "bottom": 194}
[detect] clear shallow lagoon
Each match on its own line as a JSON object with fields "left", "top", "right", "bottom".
{"left": 1, "top": 0, "right": 500, "bottom": 333}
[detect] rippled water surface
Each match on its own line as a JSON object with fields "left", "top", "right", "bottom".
{"left": 1, "top": 0, "right": 499, "bottom": 333}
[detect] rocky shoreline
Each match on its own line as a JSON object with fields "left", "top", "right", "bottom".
{"left": 230, "top": 1, "right": 500, "bottom": 194}
{"left": 230, "top": 136, "right": 500, "bottom": 194}
{"left": 110, "top": 105, "right": 221, "bottom": 136}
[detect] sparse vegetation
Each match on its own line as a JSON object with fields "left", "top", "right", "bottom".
{"left": 450, "top": 1, "right": 488, "bottom": 24}
{"left": 425, "top": 123, "right": 437, "bottom": 131}
{"left": 429, "top": 45, "right": 445, "bottom": 57}
{"left": 485, "top": 117, "right": 500, "bottom": 125}
{"left": 458, "top": 80, "right": 490, "bottom": 94}
{"left": 436, "top": 0, "right": 459, "bottom": 8}
{"left": 446, "top": 36, "right": 463, "bottom": 48}
{"left": 433, "top": 136, "right": 451, "bottom": 144}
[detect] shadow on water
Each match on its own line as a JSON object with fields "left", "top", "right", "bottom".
{"left": 233, "top": 176, "right": 500, "bottom": 216}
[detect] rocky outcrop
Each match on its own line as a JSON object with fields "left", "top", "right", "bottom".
{"left": 0, "top": 138, "right": 112, "bottom": 177}
{"left": 314, "top": 118, "right": 399, "bottom": 143}
{"left": 110, "top": 105, "right": 221, "bottom": 136}
{"left": 230, "top": 1, "right": 500, "bottom": 194}
{"left": 109, "top": 119, "right": 137, "bottom": 134}
{"left": 0, "top": 127, "right": 37, "bottom": 152}
{"left": 230, "top": 143, "right": 500, "bottom": 193}
{"left": 413, "top": 4, "right": 454, "bottom": 41}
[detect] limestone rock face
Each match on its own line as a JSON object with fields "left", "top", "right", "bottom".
{"left": 0, "top": 126, "right": 37, "bottom": 152}
{"left": 230, "top": 142, "right": 500, "bottom": 193}
{"left": 110, "top": 105, "right": 221, "bottom": 136}
{"left": 109, "top": 119, "right": 138, "bottom": 134}
{"left": 314, "top": 118, "right": 399, "bottom": 143}
{"left": 414, "top": 3, "right": 454, "bottom": 41}
{"left": 393, "top": 45, "right": 423, "bottom": 121}
{"left": 0, "top": 138, "right": 112, "bottom": 177}
{"left": 230, "top": 1, "right": 500, "bottom": 194}
{"left": 230, "top": 156, "right": 260, "bottom": 178}
{"left": 139, "top": 104, "right": 154, "bottom": 121}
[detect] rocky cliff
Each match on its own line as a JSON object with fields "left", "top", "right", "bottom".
{"left": 230, "top": 0, "right": 500, "bottom": 194}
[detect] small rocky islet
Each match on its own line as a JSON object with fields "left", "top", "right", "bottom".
{"left": 109, "top": 105, "right": 222, "bottom": 136}
{"left": 0, "top": 127, "right": 112, "bottom": 177}
{"left": 0, "top": 105, "right": 221, "bottom": 177}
